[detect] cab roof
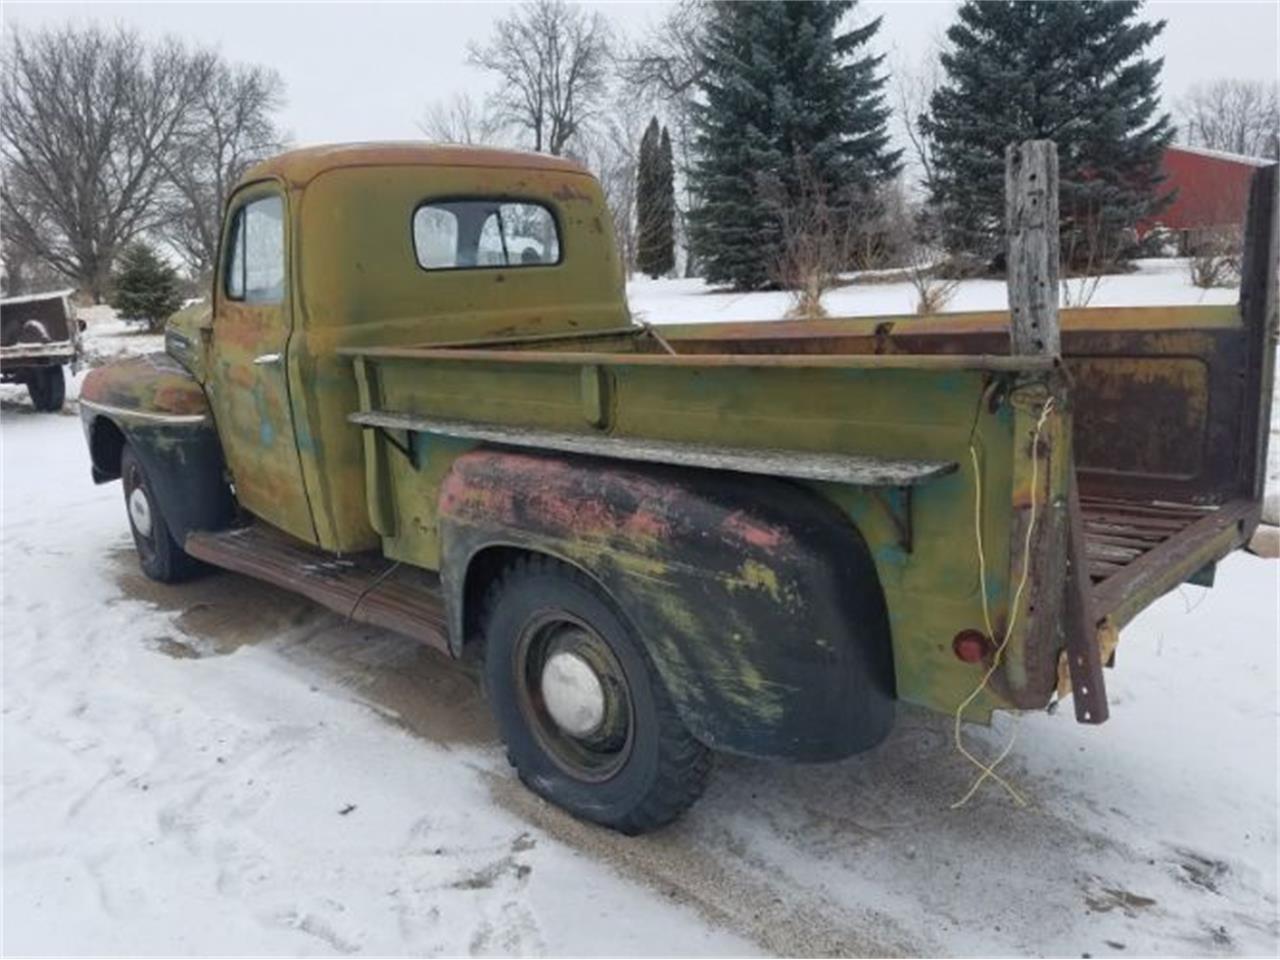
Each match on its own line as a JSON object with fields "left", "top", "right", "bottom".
{"left": 240, "top": 141, "right": 590, "bottom": 188}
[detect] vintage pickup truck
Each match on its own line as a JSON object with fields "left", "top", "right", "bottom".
{"left": 79, "top": 143, "right": 1277, "bottom": 833}
{"left": 2, "top": 288, "right": 80, "bottom": 411}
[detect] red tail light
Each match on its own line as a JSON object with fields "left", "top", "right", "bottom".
{"left": 952, "top": 629, "right": 991, "bottom": 663}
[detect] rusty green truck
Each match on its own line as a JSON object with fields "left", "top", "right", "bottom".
{"left": 79, "top": 143, "right": 1278, "bottom": 833}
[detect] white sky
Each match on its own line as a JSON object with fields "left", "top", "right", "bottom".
{"left": 4, "top": 1, "right": 1278, "bottom": 148}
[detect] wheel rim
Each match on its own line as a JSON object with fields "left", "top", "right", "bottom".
{"left": 514, "top": 611, "right": 634, "bottom": 783}
{"left": 128, "top": 486, "right": 153, "bottom": 538}
{"left": 124, "top": 461, "right": 154, "bottom": 544}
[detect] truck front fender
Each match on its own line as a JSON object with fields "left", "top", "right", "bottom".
{"left": 80, "top": 352, "right": 233, "bottom": 542}
{"left": 438, "top": 448, "right": 895, "bottom": 762}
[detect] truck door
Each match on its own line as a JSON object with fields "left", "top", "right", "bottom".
{"left": 208, "top": 185, "right": 317, "bottom": 543}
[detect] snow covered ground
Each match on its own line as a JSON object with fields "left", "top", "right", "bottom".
{"left": 3, "top": 263, "right": 1277, "bottom": 957}
{"left": 75, "top": 304, "right": 165, "bottom": 367}
{"left": 628, "top": 258, "right": 1238, "bottom": 326}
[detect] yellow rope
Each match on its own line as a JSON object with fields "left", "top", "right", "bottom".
{"left": 951, "top": 396, "right": 1056, "bottom": 809}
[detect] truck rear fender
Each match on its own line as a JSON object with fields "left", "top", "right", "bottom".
{"left": 439, "top": 448, "right": 896, "bottom": 762}
{"left": 79, "top": 352, "right": 233, "bottom": 541}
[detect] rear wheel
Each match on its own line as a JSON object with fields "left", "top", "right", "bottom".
{"left": 121, "top": 444, "right": 201, "bottom": 583}
{"left": 482, "top": 555, "right": 711, "bottom": 834}
{"left": 27, "top": 366, "right": 65, "bottom": 412}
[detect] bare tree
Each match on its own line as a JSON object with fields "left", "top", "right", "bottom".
{"left": 163, "top": 61, "right": 286, "bottom": 281}
{"left": 1, "top": 209, "right": 67, "bottom": 296}
{"left": 757, "top": 156, "right": 863, "bottom": 320}
{"left": 572, "top": 106, "right": 647, "bottom": 274}
{"left": 615, "top": 0, "right": 708, "bottom": 276}
{"left": 1057, "top": 192, "right": 1132, "bottom": 308}
{"left": 467, "top": 0, "right": 611, "bottom": 157}
{"left": 0, "top": 26, "right": 211, "bottom": 300}
{"left": 418, "top": 91, "right": 503, "bottom": 146}
{"left": 615, "top": 0, "right": 707, "bottom": 102}
{"left": 891, "top": 45, "right": 943, "bottom": 196}
{"left": 1177, "top": 79, "right": 1280, "bottom": 160}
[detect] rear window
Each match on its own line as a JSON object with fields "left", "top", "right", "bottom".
{"left": 412, "top": 199, "right": 561, "bottom": 270}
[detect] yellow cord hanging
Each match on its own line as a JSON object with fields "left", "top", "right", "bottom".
{"left": 951, "top": 396, "right": 1057, "bottom": 809}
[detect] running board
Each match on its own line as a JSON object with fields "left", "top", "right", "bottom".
{"left": 185, "top": 525, "right": 449, "bottom": 651}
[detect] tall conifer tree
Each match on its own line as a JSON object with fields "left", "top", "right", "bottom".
{"left": 922, "top": 1, "right": 1173, "bottom": 264}
{"left": 636, "top": 117, "right": 676, "bottom": 278}
{"left": 688, "top": 1, "right": 899, "bottom": 289}
{"left": 655, "top": 126, "right": 676, "bottom": 275}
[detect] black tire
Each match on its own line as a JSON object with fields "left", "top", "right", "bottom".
{"left": 27, "top": 366, "right": 65, "bottom": 412}
{"left": 121, "top": 444, "right": 201, "bottom": 583}
{"left": 482, "top": 555, "right": 711, "bottom": 835}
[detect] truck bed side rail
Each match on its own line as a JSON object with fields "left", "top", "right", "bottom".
{"left": 348, "top": 411, "right": 958, "bottom": 488}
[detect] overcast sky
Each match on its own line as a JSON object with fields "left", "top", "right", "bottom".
{"left": 5, "top": 1, "right": 1278, "bottom": 149}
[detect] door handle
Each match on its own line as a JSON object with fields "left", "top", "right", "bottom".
{"left": 253, "top": 353, "right": 282, "bottom": 366}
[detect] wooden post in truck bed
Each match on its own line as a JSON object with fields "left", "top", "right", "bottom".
{"left": 1005, "top": 140, "right": 1060, "bottom": 354}
{"left": 1005, "top": 139, "right": 1109, "bottom": 723}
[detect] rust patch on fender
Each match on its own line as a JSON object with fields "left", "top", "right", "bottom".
{"left": 80, "top": 352, "right": 210, "bottom": 416}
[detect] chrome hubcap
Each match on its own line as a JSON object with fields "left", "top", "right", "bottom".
{"left": 516, "top": 613, "right": 634, "bottom": 782}
{"left": 128, "top": 487, "right": 152, "bottom": 538}
{"left": 540, "top": 650, "right": 607, "bottom": 737}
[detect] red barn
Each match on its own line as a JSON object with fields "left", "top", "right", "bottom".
{"left": 1140, "top": 144, "right": 1272, "bottom": 249}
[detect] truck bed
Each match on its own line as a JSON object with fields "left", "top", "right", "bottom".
{"left": 343, "top": 299, "right": 1269, "bottom": 630}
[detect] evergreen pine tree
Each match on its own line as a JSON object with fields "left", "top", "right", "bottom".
{"left": 687, "top": 1, "right": 899, "bottom": 290}
{"left": 922, "top": 1, "right": 1173, "bottom": 266}
{"left": 111, "top": 243, "right": 183, "bottom": 333}
{"left": 655, "top": 126, "right": 676, "bottom": 276}
{"left": 636, "top": 117, "right": 666, "bottom": 278}
{"left": 637, "top": 118, "right": 677, "bottom": 279}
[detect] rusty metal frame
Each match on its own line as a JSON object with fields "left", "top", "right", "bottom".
{"left": 1063, "top": 474, "right": 1108, "bottom": 724}
{"left": 1237, "top": 162, "right": 1279, "bottom": 503}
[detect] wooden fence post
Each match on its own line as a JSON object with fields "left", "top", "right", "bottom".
{"left": 1005, "top": 138, "right": 1108, "bottom": 722}
{"left": 1005, "top": 139, "right": 1060, "bottom": 355}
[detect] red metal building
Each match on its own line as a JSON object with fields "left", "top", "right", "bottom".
{"left": 1140, "top": 144, "right": 1272, "bottom": 245}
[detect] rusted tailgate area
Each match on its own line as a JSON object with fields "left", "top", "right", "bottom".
{"left": 1081, "top": 495, "right": 1257, "bottom": 628}
{"left": 1077, "top": 162, "right": 1276, "bottom": 632}
{"left": 1082, "top": 496, "right": 1215, "bottom": 582}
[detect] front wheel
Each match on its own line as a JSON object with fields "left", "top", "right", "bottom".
{"left": 27, "top": 366, "right": 65, "bottom": 412}
{"left": 121, "top": 444, "right": 201, "bottom": 583}
{"left": 482, "top": 556, "right": 711, "bottom": 834}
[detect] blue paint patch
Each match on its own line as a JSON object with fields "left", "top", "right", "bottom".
{"left": 250, "top": 383, "right": 275, "bottom": 447}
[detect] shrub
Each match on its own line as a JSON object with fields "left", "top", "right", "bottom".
{"left": 1187, "top": 226, "right": 1243, "bottom": 289}
{"left": 111, "top": 243, "right": 183, "bottom": 332}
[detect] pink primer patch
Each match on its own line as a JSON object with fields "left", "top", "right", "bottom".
{"left": 623, "top": 507, "right": 670, "bottom": 540}
{"left": 723, "top": 510, "right": 785, "bottom": 549}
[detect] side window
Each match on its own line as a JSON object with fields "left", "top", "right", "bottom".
{"left": 225, "top": 208, "right": 246, "bottom": 299}
{"left": 224, "top": 194, "right": 285, "bottom": 303}
{"left": 412, "top": 200, "right": 561, "bottom": 271}
{"left": 413, "top": 207, "right": 459, "bottom": 269}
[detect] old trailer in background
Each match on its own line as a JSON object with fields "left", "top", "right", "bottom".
{"left": 1, "top": 289, "right": 80, "bottom": 412}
